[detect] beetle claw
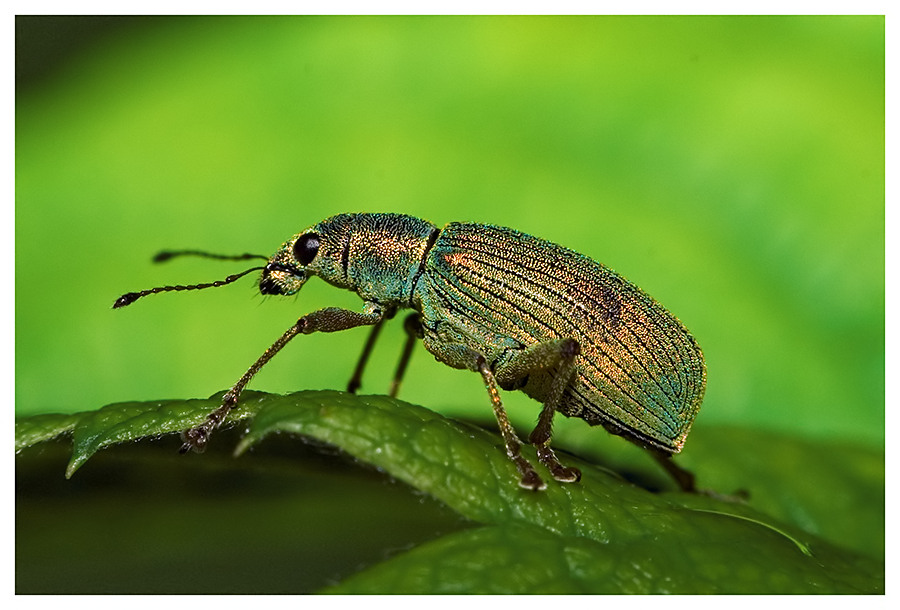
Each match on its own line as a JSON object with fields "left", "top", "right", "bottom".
{"left": 552, "top": 466, "right": 582, "bottom": 483}
{"left": 519, "top": 470, "right": 547, "bottom": 491}
{"left": 179, "top": 426, "right": 209, "bottom": 454}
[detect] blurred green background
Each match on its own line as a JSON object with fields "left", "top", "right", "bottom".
{"left": 16, "top": 15, "right": 884, "bottom": 452}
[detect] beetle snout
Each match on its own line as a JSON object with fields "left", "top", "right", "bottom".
{"left": 259, "top": 261, "right": 305, "bottom": 295}
{"left": 259, "top": 275, "right": 284, "bottom": 295}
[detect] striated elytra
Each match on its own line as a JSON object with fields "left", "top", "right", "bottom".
{"left": 114, "top": 213, "right": 706, "bottom": 491}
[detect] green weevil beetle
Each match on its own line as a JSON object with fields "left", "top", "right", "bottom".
{"left": 114, "top": 213, "right": 706, "bottom": 491}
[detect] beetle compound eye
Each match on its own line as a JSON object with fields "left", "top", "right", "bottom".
{"left": 293, "top": 233, "right": 320, "bottom": 266}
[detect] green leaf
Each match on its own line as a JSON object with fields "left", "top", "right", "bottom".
{"left": 15, "top": 412, "right": 79, "bottom": 452}
{"left": 15, "top": 390, "right": 884, "bottom": 594}
{"left": 327, "top": 522, "right": 876, "bottom": 594}
{"left": 676, "top": 425, "right": 886, "bottom": 558}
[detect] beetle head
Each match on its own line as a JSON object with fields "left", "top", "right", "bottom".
{"left": 258, "top": 230, "right": 321, "bottom": 296}
{"left": 258, "top": 213, "right": 362, "bottom": 296}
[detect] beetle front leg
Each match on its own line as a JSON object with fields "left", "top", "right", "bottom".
{"left": 180, "top": 305, "right": 387, "bottom": 454}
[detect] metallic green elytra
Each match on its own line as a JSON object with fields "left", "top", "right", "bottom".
{"left": 114, "top": 213, "right": 706, "bottom": 491}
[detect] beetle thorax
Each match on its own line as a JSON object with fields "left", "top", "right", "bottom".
{"left": 315, "top": 214, "right": 438, "bottom": 306}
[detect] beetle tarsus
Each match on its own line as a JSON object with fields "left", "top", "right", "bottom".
{"left": 536, "top": 445, "right": 581, "bottom": 483}
{"left": 179, "top": 425, "right": 209, "bottom": 454}
{"left": 518, "top": 469, "right": 547, "bottom": 491}
{"left": 551, "top": 465, "right": 582, "bottom": 483}
{"left": 179, "top": 393, "right": 238, "bottom": 453}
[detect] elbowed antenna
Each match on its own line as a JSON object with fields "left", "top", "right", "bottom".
{"left": 153, "top": 250, "right": 269, "bottom": 264}
{"left": 113, "top": 264, "right": 268, "bottom": 309}
{"left": 113, "top": 249, "right": 270, "bottom": 308}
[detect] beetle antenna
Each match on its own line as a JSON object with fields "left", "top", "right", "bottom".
{"left": 153, "top": 250, "right": 269, "bottom": 263}
{"left": 113, "top": 266, "right": 266, "bottom": 309}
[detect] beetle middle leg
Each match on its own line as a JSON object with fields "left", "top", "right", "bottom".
{"left": 346, "top": 306, "right": 398, "bottom": 394}
{"left": 346, "top": 311, "right": 420, "bottom": 398}
{"left": 495, "top": 338, "right": 582, "bottom": 483}
{"left": 388, "top": 313, "right": 424, "bottom": 397}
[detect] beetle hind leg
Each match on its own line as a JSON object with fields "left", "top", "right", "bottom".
{"left": 649, "top": 450, "right": 696, "bottom": 492}
{"left": 497, "top": 338, "right": 583, "bottom": 483}
{"left": 420, "top": 336, "right": 547, "bottom": 490}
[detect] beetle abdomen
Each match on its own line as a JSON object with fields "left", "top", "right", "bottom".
{"left": 419, "top": 222, "right": 706, "bottom": 453}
